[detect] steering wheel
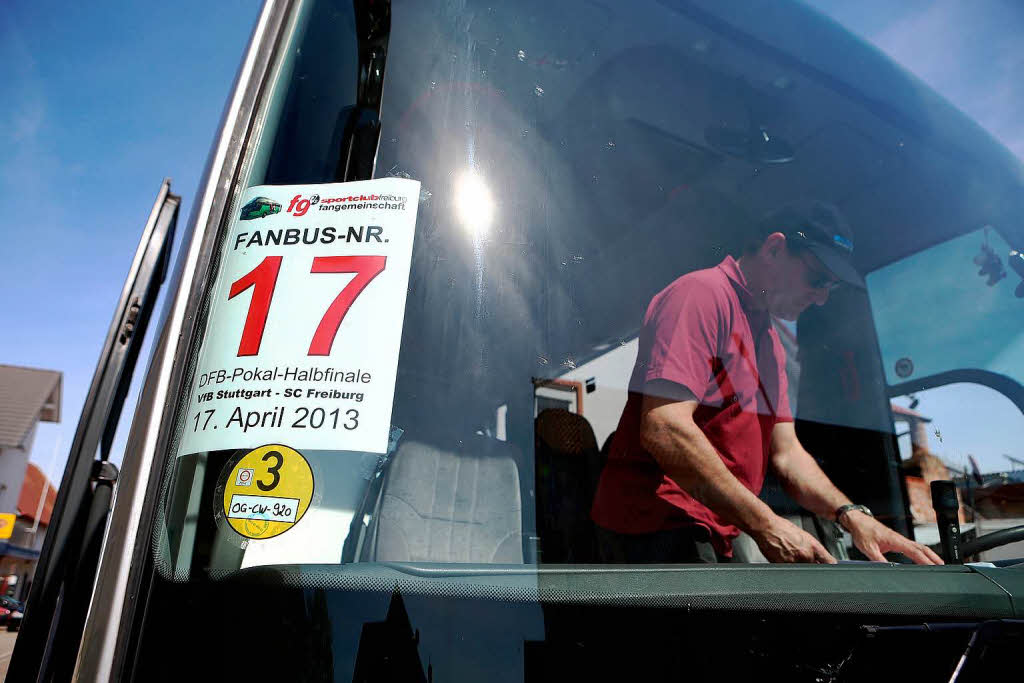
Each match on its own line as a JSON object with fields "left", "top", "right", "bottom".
{"left": 960, "top": 525, "right": 1024, "bottom": 558}
{"left": 928, "top": 524, "right": 1024, "bottom": 561}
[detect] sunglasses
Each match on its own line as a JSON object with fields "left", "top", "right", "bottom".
{"left": 793, "top": 247, "right": 840, "bottom": 291}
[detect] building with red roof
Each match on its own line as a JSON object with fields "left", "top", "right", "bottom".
{"left": 0, "top": 364, "right": 62, "bottom": 601}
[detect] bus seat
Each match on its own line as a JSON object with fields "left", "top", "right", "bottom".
{"left": 534, "top": 409, "right": 605, "bottom": 563}
{"left": 369, "top": 436, "right": 525, "bottom": 563}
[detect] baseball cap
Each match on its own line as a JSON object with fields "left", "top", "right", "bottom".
{"left": 759, "top": 200, "right": 865, "bottom": 289}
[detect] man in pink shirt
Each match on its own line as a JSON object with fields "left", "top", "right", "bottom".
{"left": 591, "top": 201, "right": 942, "bottom": 565}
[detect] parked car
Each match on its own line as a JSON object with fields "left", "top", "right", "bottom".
{"left": 1, "top": 597, "right": 25, "bottom": 631}
{"left": 6, "top": 609, "right": 23, "bottom": 632}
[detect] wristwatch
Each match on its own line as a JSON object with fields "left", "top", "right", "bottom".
{"left": 835, "top": 504, "right": 873, "bottom": 525}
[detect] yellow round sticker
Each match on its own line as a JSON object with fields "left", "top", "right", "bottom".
{"left": 222, "top": 444, "right": 314, "bottom": 539}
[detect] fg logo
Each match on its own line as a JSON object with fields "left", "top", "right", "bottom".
{"left": 287, "top": 194, "right": 320, "bottom": 217}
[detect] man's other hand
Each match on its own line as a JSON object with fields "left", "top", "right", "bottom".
{"left": 752, "top": 515, "right": 837, "bottom": 564}
{"left": 842, "top": 511, "right": 945, "bottom": 565}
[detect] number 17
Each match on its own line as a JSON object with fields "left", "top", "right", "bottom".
{"left": 228, "top": 255, "right": 387, "bottom": 357}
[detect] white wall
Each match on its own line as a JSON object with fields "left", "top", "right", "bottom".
{"left": 559, "top": 340, "right": 639, "bottom": 448}
{"left": 0, "top": 422, "right": 36, "bottom": 516}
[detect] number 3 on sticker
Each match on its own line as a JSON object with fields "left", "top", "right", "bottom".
{"left": 228, "top": 255, "right": 387, "bottom": 357}
{"left": 223, "top": 444, "right": 314, "bottom": 540}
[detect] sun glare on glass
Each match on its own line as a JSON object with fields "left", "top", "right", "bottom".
{"left": 454, "top": 170, "right": 494, "bottom": 235}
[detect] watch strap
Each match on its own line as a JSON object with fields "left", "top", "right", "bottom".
{"left": 835, "top": 503, "right": 873, "bottom": 523}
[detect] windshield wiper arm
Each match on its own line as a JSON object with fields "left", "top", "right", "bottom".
{"left": 335, "top": 0, "right": 391, "bottom": 182}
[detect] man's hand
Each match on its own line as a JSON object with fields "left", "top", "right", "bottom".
{"left": 752, "top": 515, "right": 837, "bottom": 564}
{"left": 842, "top": 511, "right": 944, "bottom": 565}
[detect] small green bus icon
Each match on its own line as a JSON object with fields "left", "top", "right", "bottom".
{"left": 239, "top": 197, "right": 282, "bottom": 220}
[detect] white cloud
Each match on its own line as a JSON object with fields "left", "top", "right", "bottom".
{"left": 6, "top": 97, "right": 45, "bottom": 143}
{"left": 860, "top": 1, "right": 1024, "bottom": 159}
{"left": 0, "top": 18, "right": 46, "bottom": 144}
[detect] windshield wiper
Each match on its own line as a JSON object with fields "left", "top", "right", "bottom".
{"left": 334, "top": 0, "right": 391, "bottom": 182}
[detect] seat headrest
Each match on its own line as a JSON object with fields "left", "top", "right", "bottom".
{"left": 535, "top": 409, "right": 599, "bottom": 456}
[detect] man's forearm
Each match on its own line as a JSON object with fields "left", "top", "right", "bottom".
{"left": 769, "top": 426, "right": 942, "bottom": 564}
{"left": 641, "top": 402, "right": 776, "bottom": 535}
{"left": 638, "top": 396, "right": 839, "bottom": 563}
{"left": 772, "top": 444, "right": 850, "bottom": 521}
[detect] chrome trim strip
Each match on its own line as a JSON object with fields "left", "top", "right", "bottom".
{"left": 72, "top": 2, "right": 291, "bottom": 680}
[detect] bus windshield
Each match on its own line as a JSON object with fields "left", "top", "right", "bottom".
{"left": 158, "top": 0, "right": 1024, "bottom": 571}
{"left": 130, "top": 0, "right": 1024, "bottom": 678}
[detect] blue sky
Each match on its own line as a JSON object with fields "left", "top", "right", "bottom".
{"left": 2, "top": 0, "right": 1023, "bottom": 482}
{"left": 802, "top": 0, "right": 1024, "bottom": 472}
{"left": 804, "top": 0, "right": 1024, "bottom": 159}
{"left": 867, "top": 228, "right": 1024, "bottom": 473}
{"left": 1, "top": 1, "right": 261, "bottom": 482}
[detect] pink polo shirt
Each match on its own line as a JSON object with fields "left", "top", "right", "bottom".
{"left": 591, "top": 256, "right": 792, "bottom": 556}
